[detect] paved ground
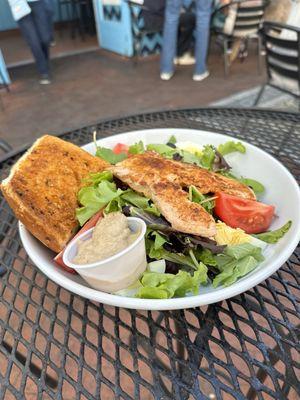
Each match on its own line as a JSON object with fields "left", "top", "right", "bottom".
{"left": 0, "top": 44, "right": 265, "bottom": 150}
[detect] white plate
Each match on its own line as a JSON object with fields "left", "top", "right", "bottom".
{"left": 19, "top": 129, "right": 300, "bottom": 310}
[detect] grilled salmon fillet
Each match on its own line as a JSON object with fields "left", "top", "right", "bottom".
{"left": 1, "top": 135, "right": 110, "bottom": 253}
{"left": 111, "top": 151, "right": 255, "bottom": 238}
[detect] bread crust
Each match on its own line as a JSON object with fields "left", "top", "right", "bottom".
{"left": 0, "top": 135, "right": 109, "bottom": 253}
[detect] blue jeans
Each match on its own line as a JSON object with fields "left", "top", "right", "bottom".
{"left": 18, "top": 0, "right": 51, "bottom": 75}
{"left": 160, "top": 0, "right": 213, "bottom": 75}
{"left": 44, "top": 0, "right": 55, "bottom": 42}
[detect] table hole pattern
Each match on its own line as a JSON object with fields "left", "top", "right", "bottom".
{"left": 0, "top": 109, "right": 299, "bottom": 399}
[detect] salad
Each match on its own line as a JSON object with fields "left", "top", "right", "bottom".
{"left": 73, "top": 135, "right": 291, "bottom": 299}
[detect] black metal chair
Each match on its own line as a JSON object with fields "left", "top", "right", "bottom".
{"left": 212, "top": 0, "right": 269, "bottom": 75}
{"left": 125, "top": 0, "right": 163, "bottom": 63}
{"left": 0, "top": 139, "right": 12, "bottom": 154}
{"left": 58, "top": 0, "right": 94, "bottom": 40}
{"left": 254, "top": 21, "right": 300, "bottom": 109}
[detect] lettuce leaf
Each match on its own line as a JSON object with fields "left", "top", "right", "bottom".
{"left": 82, "top": 171, "right": 113, "bottom": 187}
{"left": 167, "top": 135, "right": 177, "bottom": 145}
{"left": 121, "top": 191, "right": 160, "bottom": 216}
{"left": 200, "top": 145, "right": 215, "bottom": 169}
{"left": 217, "top": 141, "right": 246, "bottom": 156}
{"left": 253, "top": 221, "right": 292, "bottom": 243}
{"left": 213, "top": 243, "right": 264, "bottom": 288}
{"left": 128, "top": 141, "right": 145, "bottom": 155}
{"left": 136, "top": 263, "right": 208, "bottom": 299}
{"left": 213, "top": 256, "right": 258, "bottom": 287}
{"left": 96, "top": 147, "right": 127, "bottom": 164}
{"left": 225, "top": 243, "right": 264, "bottom": 261}
{"left": 76, "top": 181, "right": 124, "bottom": 225}
{"left": 181, "top": 150, "right": 202, "bottom": 166}
{"left": 146, "top": 143, "right": 176, "bottom": 157}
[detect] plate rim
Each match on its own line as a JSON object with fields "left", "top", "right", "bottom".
{"left": 18, "top": 128, "right": 300, "bottom": 310}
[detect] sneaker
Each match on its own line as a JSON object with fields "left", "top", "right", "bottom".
{"left": 193, "top": 71, "right": 210, "bottom": 82}
{"left": 39, "top": 74, "right": 51, "bottom": 85}
{"left": 160, "top": 72, "right": 174, "bottom": 81}
{"left": 174, "top": 53, "right": 196, "bottom": 66}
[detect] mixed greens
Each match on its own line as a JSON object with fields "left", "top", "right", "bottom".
{"left": 75, "top": 136, "right": 292, "bottom": 299}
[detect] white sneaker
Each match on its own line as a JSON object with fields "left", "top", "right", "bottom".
{"left": 193, "top": 71, "right": 210, "bottom": 82}
{"left": 175, "top": 53, "right": 196, "bottom": 66}
{"left": 160, "top": 72, "right": 174, "bottom": 81}
{"left": 39, "top": 74, "right": 51, "bottom": 85}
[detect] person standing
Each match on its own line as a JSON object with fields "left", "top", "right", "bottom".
{"left": 8, "top": 0, "right": 52, "bottom": 84}
{"left": 142, "top": 0, "right": 196, "bottom": 65}
{"left": 160, "top": 0, "right": 213, "bottom": 81}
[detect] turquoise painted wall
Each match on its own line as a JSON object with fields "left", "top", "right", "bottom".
{"left": 0, "top": 0, "right": 74, "bottom": 31}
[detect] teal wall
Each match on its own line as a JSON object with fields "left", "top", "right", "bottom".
{"left": 0, "top": 0, "right": 73, "bottom": 31}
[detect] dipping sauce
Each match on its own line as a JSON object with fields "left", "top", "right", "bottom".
{"left": 73, "top": 212, "right": 139, "bottom": 265}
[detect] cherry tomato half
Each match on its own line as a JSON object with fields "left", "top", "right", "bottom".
{"left": 54, "top": 210, "right": 103, "bottom": 273}
{"left": 214, "top": 192, "right": 275, "bottom": 234}
{"left": 113, "top": 143, "right": 129, "bottom": 155}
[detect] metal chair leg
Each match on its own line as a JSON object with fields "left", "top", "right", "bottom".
{"left": 257, "top": 35, "right": 263, "bottom": 74}
{"left": 254, "top": 84, "right": 266, "bottom": 106}
{"left": 223, "top": 38, "right": 229, "bottom": 77}
{"left": 0, "top": 139, "right": 12, "bottom": 153}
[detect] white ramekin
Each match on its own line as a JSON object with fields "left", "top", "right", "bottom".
{"left": 62, "top": 217, "right": 147, "bottom": 293}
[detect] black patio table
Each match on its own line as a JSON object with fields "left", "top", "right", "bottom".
{"left": 0, "top": 108, "right": 299, "bottom": 400}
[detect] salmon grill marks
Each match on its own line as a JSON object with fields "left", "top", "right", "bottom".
{"left": 111, "top": 152, "right": 255, "bottom": 238}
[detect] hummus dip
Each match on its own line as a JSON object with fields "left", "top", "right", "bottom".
{"left": 73, "top": 212, "right": 139, "bottom": 265}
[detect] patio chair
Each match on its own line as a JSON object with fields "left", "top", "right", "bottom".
{"left": 0, "top": 138, "right": 12, "bottom": 154}
{"left": 125, "top": 0, "right": 162, "bottom": 63}
{"left": 212, "top": 0, "right": 269, "bottom": 76}
{"left": 254, "top": 21, "right": 300, "bottom": 109}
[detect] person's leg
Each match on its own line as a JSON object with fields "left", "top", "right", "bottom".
{"left": 30, "top": 0, "right": 51, "bottom": 63}
{"left": 43, "top": 0, "right": 55, "bottom": 43}
{"left": 194, "top": 0, "right": 213, "bottom": 76}
{"left": 18, "top": 13, "right": 49, "bottom": 76}
{"left": 177, "top": 12, "right": 196, "bottom": 57}
{"left": 160, "top": 0, "right": 183, "bottom": 75}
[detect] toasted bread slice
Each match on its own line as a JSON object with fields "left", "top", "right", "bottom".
{"left": 0, "top": 135, "right": 109, "bottom": 253}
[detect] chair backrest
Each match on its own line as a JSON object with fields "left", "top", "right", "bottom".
{"left": 261, "top": 21, "right": 300, "bottom": 96}
{"left": 213, "top": 0, "right": 268, "bottom": 37}
{"left": 233, "top": 0, "right": 267, "bottom": 36}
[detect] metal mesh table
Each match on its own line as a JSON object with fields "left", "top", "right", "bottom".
{"left": 0, "top": 108, "right": 299, "bottom": 400}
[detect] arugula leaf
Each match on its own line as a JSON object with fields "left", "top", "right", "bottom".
{"left": 217, "top": 141, "right": 246, "bottom": 156}
{"left": 96, "top": 147, "right": 127, "bottom": 164}
{"left": 128, "top": 141, "right": 145, "bottom": 155}
{"left": 148, "top": 240, "right": 196, "bottom": 270}
{"left": 150, "top": 231, "right": 168, "bottom": 250}
{"left": 239, "top": 178, "right": 265, "bottom": 195}
{"left": 196, "top": 249, "right": 217, "bottom": 266}
{"left": 189, "top": 186, "right": 215, "bottom": 214}
{"left": 253, "top": 221, "right": 292, "bottom": 244}
{"left": 167, "top": 135, "right": 177, "bottom": 145}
